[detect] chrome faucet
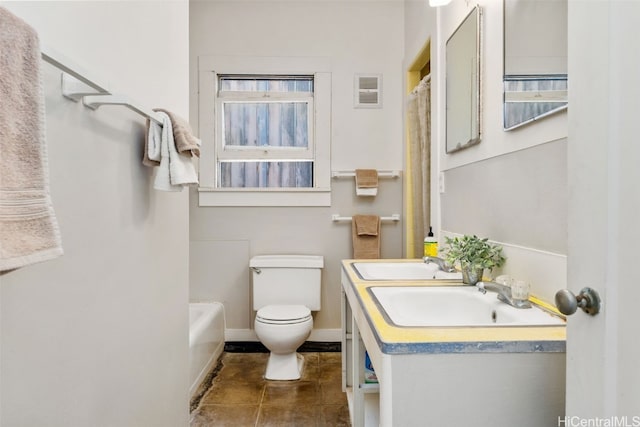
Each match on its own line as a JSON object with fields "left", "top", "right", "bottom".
{"left": 423, "top": 256, "right": 457, "bottom": 273}
{"left": 476, "top": 281, "right": 532, "bottom": 309}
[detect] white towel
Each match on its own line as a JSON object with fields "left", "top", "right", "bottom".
{"left": 145, "top": 118, "right": 162, "bottom": 165}
{"left": 356, "top": 187, "right": 378, "bottom": 197}
{"left": 149, "top": 112, "right": 198, "bottom": 192}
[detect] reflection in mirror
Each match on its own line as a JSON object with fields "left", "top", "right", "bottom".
{"left": 446, "top": 6, "right": 481, "bottom": 154}
{"left": 503, "top": 0, "right": 567, "bottom": 130}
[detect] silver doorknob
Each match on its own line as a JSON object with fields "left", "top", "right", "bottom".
{"left": 555, "top": 287, "right": 601, "bottom": 316}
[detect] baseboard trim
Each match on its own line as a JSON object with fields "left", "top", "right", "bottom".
{"left": 225, "top": 328, "right": 342, "bottom": 343}
{"left": 225, "top": 329, "right": 258, "bottom": 342}
{"left": 309, "top": 328, "right": 342, "bottom": 342}
{"left": 224, "top": 341, "right": 341, "bottom": 353}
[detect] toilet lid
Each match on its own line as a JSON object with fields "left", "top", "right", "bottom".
{"left": 256, "top": 305, "right": 311, "bottom": 322}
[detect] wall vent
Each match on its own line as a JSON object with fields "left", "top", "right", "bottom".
{"left": 354, "top": 74, "right": 382, "bottom": 108}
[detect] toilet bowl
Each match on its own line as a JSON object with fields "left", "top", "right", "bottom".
{"left": 250, "top": 254, "right": 323, "bottom": 381}
{"left": 254, "top": 304, "right": 313, "bottom": 380}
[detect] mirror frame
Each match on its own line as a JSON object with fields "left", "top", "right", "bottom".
{"left": 445, "top": 5, "right": 482, "bottom": 154}
{"left": 502, "top": 0, "right": 568, "bottom": 131}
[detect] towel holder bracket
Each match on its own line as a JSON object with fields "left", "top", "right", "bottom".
{"left": 83, "top": 94, "right": 130, "bottom": 110}
{"left": 82, "top": 95, "right": 164, "bottom": 124}
{"left": 61, "top": 74, "right": 107, "bottom": 102}
{"left": 42, "top": 45, "right": 163, "bottom": 125}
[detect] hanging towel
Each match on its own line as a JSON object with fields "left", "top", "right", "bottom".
{"left": 145, "top": 112, "right": 198, "bottom": 192}
{"left": 143, "top": 109, "right": 200, "bottom": 167}
{"left": 352, "top": 215, "right": 381, "bottom": 259}
{"left": 0, "top": 7, "right": 63, "bottom": 272}
{"left": 355, "top": 169, "right": 378, "bottom": 197}
{"left": 153, "top": 108, "right": 201, "bottom": 157}
{"left": 143, "top": 117, "right": 162, "bottom": 167}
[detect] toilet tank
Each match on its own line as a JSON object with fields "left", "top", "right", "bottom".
{"left": 250, "top": 255, "right": 324, "bottom": 311}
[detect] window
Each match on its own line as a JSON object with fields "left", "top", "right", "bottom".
{"left": 198, "top": 56, "right": 331, "bottom": 206}
{"left": 217, "top": 75, "right": 314, "bottom": 188}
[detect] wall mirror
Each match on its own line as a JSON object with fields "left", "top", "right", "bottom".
{"left": 503, "top": 0, "right": 567, "bottom": 130}
{"left": 446, "top": 5, "right": 481, "bottom": 154}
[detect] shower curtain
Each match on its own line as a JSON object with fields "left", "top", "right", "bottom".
{"left": 407, "top": 75, "right": 431, "bottom": 258}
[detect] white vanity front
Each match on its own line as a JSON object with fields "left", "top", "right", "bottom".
{"left": 341, "top": 259, "right": 566, "bottom": 427}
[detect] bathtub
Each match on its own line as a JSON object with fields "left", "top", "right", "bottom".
{"left": 189, "top": 302, "right": 225, "bottom": 398}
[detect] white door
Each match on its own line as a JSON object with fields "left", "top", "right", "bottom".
{"left": 567, "top": 0, "right": 640, "bottom": 421}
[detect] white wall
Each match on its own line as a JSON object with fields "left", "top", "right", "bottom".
{"left": 0, "top": 2, "right": 190, "bottom": 426}
{"left": 436, "top": 0, "right": 567, "bottom": 170}
{"left": 189, "top": 0, "right": 405, "bottom": 338}
{"left": 404, "top": 0, "right": 568, "bottom": 303}
{"left": 404, "top": 0, "right": 435, "bottom": 70}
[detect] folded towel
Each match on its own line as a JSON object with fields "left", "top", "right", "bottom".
{"left": 356, "top": 187, "right": 378, "bottom": 197}
{"left": 148, "top": 112, "right": 199, "bottom": 192}
{"left": 354, "top": 214, "right": 379, "bottom": 236}
{"left": 355, "top": 169, "right": 378, "bottom": 188}
{"left": 355, "top": 169, "right": 378, "bottom": 197}
{"left": 352, "top": 215, "right": 381, "bottom": 259}
{"left": 0, "top": 7, "right": 63, "bottom": 272}
{"left": 154, "top": 108, "right": 200, "bottom": 157}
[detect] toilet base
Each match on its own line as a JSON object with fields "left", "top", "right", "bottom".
{"left": 265, "top": 352, "right": 304, "bottom": 380}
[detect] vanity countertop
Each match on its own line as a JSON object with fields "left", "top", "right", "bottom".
{"left": 341, "top": 259, "right": 566, "bottom": 354}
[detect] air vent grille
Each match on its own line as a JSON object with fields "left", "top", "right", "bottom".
{"left": 354, "top": 74, "right": 382, "bottom": 108}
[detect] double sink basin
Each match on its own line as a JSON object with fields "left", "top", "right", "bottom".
{"left": 351, "top": 261, "right": 564, "bottom": 328}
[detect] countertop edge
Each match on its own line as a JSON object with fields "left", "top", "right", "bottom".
{"left": 342, "top": 259, "right": 567, "bottom": 355}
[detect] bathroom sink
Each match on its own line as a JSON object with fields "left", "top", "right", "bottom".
{"left": 352, "top": 262, "right": 462, "bottom": 281}
{"left": 369, "top": 286, "right": 565, "bottom": 327}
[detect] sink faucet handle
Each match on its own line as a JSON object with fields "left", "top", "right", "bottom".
{"left": 423, "top": 256, "right": 457, "bottom": 273}
{"left": 476, "top": 282, "right": 488, "bottom": 294}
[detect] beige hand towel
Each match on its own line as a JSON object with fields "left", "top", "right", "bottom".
{"left": 0, "top": 7, "right": 63, "bottom": 272}
{"left": 352, "top": 215, "right": 381, "bottom": 259}
{"left": 154, "top": 108, "right": 200, "bottom": 157}
{"left": 355, "top": 169, "right": 378, "bottom": 188}
{"left": 355, "top": 169, "right": 378, "bottom": 197}
{"left": 143, "top": 110, "right": 200, "bottom": 167}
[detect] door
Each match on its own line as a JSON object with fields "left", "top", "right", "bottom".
{"left": 567, "top": 0, "right": 640, "bottom": 420}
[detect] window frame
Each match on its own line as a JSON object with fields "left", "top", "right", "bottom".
{"left": 198, "top": 56, "right": 331, "bottom": 207}
{"left": 216, "top": 84, "right": 315, "bottom": 162}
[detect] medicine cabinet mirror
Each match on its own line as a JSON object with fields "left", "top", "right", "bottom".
{"left": 503, "top": 0, "right": 568, "bottom": 130}
{"left": 446, "top": 5, "right": 481, "bottom": 154}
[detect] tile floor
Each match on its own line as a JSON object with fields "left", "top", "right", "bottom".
{"left": 190, "top": 352, "right": 351, "bottom": 427}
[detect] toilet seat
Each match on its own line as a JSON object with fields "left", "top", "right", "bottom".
{"left": 256, "top": 305, "right": 311, "bottom": 325}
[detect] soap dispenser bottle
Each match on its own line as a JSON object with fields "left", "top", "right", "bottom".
{"left": 423, "top": 226, "right": 438, "bottom": 257}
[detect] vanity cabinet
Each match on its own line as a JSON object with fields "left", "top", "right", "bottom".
{"left": 340, "top": 260, "right": 566, "bottom": 427}
{"left": 341, "top": 280, "right": 380, "bottom": 427}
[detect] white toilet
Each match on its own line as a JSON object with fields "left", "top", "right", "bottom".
{"left": 250, "top": 254, "right": 323, "bottom": 380}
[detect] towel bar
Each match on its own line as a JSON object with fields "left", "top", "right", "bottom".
{"left": 83, "top": 94, "right": 164, "bottom": 124}
{"left": 332, "top": 214, "right": 400, "bottom": 222}
{"left": 41, "top": 45, "right": 110, "bottom": 94}
{"left": 331, "top": 170, "right": 399, "bottom": 179}
{"left": 41, "top": 45, "right": 163, "bottom": 125}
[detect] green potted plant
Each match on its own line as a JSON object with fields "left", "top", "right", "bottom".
{"left": 441, "top": 235, "right": 505, "bottom": 285}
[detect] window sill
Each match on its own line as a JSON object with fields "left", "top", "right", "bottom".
{"left": 197, "top": 187, "right": 331, "bottom": 207}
